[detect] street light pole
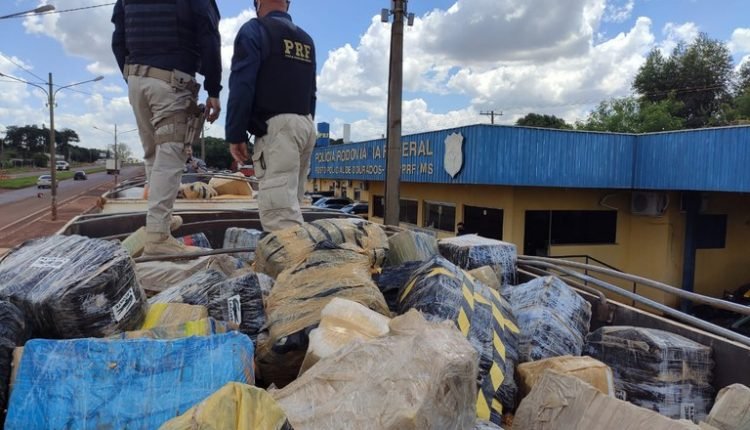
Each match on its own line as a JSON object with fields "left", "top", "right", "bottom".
{"left": 114, "top": 124, "right": 118, "bottom": 186}
{"left": 0, "top": 71, "right": 102, "bottom": 220}
{"left": 48, "top": 72, "right": 57, "bottom": 220}
{"left": 0, "top": 4, "right": 55, "bottom": 20}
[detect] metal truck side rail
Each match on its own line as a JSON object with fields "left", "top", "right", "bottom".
{"left": 518, "top": 255, "right": 750, "bottom": 317}
{"left": 517, "top": 257, "right": 750, "bottom": 348}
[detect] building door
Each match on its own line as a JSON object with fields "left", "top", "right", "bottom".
{"left": 524, "top": 210, "right": 550, "bottom": 256}
{"left": 463, "top": 205, "right": 503, "bottom": 239}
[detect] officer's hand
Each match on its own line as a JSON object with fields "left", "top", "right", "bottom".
{"left": 230, "top": 143, "right": 250, "bottom": 166}
{"left": 205, "top": 97, "right": 221, "bottom": 123}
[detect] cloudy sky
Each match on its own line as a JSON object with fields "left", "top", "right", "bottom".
{"left": 1, "top": 0, "right": 749, "bottom": 159}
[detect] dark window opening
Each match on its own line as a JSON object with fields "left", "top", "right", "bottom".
{"left": 373, "top": 195, "right": 385, "bottom": 218}
{"left": 524, "top": 210, "right": 617, "bottom": 255}
{"left": 463, "top": 205, "right": 503, "bottom": 240}
{"left": 424, "top": 202, "right": 456, "bottom": 232}
{"left": 696, "top": 214, "right": 727, "bottom": 249}
{"left": 354, "top": 189, "right": 361, "bottom": 201}
{"left": 399, "top": 199, "right": 419, "bottom": 224}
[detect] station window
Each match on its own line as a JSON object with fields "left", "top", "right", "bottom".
{"left": 354, "top": 189, "right": 361, "bottom": 201}
{"left": 424, "top": 201, "right": 456, "bottom": 232}
{"left": 399, "top": 199, "right": 419, "bottom": 225}
{"left": 373, "top": 195, "right": 385, "bottom": 218}
{"left": 696, "top": 214, "right": 727, "bottom": 249}
{"left": 550, "top": 210, "right": 617, "bottom": 245}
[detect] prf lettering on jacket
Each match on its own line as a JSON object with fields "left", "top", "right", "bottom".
{"left": 283, "top": 39, "right": 312, "bottom": 62}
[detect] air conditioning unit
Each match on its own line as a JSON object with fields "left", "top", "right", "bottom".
{"left": 631, "top": 192, "right": 668, "bottom": 216}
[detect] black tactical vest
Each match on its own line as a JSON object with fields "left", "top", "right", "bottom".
{"left": 249, "top": 16, "right": 316, "bottom": 137}
{"left": 123, "top": 0, "right": 198, "bottom": 64}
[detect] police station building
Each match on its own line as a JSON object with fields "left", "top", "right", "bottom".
{"left": 308, "top": 123, "right": 750, "bottom": 306}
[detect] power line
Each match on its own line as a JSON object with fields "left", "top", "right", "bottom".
{"left": 1, "top": 3, "right": 115, "bottom": 19}
{"left": 0, "top": 52, "right": 46, "bottom": 84}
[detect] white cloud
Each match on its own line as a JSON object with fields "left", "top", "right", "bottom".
{"left": 603, "top": 0, "right": 634, "bottom": 23}
{"left": 729, "top": 28, "right": 750, "bottom": 54}
{"left": 659, "top": 22, "right": 699, "bottom": 54}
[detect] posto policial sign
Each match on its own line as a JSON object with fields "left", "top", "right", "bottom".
{"left": 311, "top": 132, "right": 465, "bottom": 182}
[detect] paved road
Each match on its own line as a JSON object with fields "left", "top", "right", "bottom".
{"left": 1, "top": 165, "right": 99, "bottom": 179}
{"left": 0, "top": 166, "right": 143, "bottom": 230}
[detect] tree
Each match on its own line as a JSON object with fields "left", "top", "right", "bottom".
{"left": 576, "top": 97, "right": 684, "bottom": 133}
{"left": 56, "top": 128, "right": 80, "bottom": 161}
{"left": 108, "top": 143, "right": 133, "bottom": 162}
{"left": 516, "top": 113, "right": 572, "bottom": 129}
{"left": 633, "top": 34, "right": 734, "bottom": 128}
{"left": 191, "top": 137, "right": 234, "bottom": 170}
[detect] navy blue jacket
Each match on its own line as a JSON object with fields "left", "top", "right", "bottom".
{"left": 225, "top": 11, "right": 317, "bottom": 143}
{"left": 111, "top": 0, "right": 222, "bottom": 98}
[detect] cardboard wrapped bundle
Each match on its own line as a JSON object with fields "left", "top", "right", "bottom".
{"left": 373, "top": 261, "right": 424, "bottom": 313}
{"left": 0, "top": 235, "right": 147, "bottom": 339}
{"left": 398, "top": 256, "right": 520, "bottom": 425}
{"left": 506, "top": 276, "right": 591, "bottom": 362}
{"left": 272, "top": 310, "right": 479, "bottom": 430}
{"left": 704, "top": 384, "right": 750, "bottom": 430}
{"left": 140, "top": 303, "right": 208, "bottom": 329}
{"left": 111, "top": 317, "right": 233, "bottom": 340}
{"left": 385, "top": 230, "right": 438, "bottom": 266}
{"left": 257, "top": 242, "right": 389, "bottom": 388}
{"left": 223, "top": 227, "right": 263, "bottom": 263}
{"left": 516, "top": 355, "right": 614, "bottom": 398}
{"left": 255, "top": 218, "right": 389, "bottom": 278}
{"left": 438, "top": 234, "right": 517, "bottom": 287}
{"left": 585, "top": 326, "right": 714, "bottom": 422}
{"left": 513, "top": 371, "right": 707, "bottom": 430}
{"left": 137, "top": 255, "right": 240, "bottom": 295}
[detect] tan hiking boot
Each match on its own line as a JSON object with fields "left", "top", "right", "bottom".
{"left": 143, "top": 233, "right": 202, "bottom": 256}
{"left": 170, "top": 215, "right": 183, "bottom": 231}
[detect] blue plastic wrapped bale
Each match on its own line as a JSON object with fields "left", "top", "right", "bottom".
{"left": 373, "top": 261, "right": 424, "bottom": 313}
{"left": 223, "top": 227, "right": 264, "bottom": 263}
{"left": 0, "top": 235, "right": 147, "bottom": 338}
{"left": 385, "top": 230, "right": 438, "bottom": 266}
{"left": 255, "top": 218, "right": 389, "bottom": 278}
{"left": 438, "top": 235, "right": 517, "bottom": 287}
{"left": 585, "top": 326, "right": 714, "bottom": 422}
{"left": 0, "top": 300, "right": 28, "bottom": 427}
{"left": 151, "top": 269, "right": 271, "bottom": 342}
{"left": 397, "top": 256, "right": 520, "bottom": 424}
{"left": 506, "top": 276, "right": 591, "bottom": 362}
{"left": 5, "top": 332, "right": 255, "bottom": 430}
{"left": 257, "top": 242, "right": 390, "bottom": 388}
{"left": 177, "top": 232, "right": 212, "bottom": 249}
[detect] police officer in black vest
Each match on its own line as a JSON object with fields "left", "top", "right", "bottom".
{"left": 226, "top": 0, "right": 317, "bottom": 232}
{"left": 111, "top": 0, "right": 222, "bottom": 255}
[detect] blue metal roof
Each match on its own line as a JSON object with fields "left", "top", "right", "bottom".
{"left": 310, "top": 124, "right": 750, "bottom": 193}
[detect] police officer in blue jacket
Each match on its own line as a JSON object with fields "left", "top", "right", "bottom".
{"left": 226, "top": 0, "right": 317, "bottom": 232}
{"left": 111, "top": 0, "right": 222, "bottom": 255}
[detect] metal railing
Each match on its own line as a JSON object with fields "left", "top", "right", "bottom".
{"left": 544, "top": 254, "right": 639, "bottom": 306}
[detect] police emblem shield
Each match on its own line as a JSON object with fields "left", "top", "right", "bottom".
{"left": 444, "top": 132, "right": 464, "bottom": 178}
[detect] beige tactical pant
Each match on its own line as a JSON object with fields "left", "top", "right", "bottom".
{"left": 127, "top": 68, "right": 195, "bottom": 234}
{"left": 252, "top": 114, "right": 316, "bottom": 232}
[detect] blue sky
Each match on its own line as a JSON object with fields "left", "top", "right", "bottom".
{"left": 1, "top": 0, "right": 749, "bottom": 159}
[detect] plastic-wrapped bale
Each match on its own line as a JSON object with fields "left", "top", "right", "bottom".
{"left": 112, "top": 317, "right": 233, "bottom": 339}
{"left": 506, "top": 276, "right": 591, "bottom": 362}
{"left": 474, "top": 421, "right": 504, "bottom": 430}
{"left": 223, "top": 227, "right": 263, "bottom": 263}
{"left": 516, "top": 355, "right": 614, "bottom": 398}
{"left": 705, "top": 384, "right": 750, "bottom": 430}
{"left": 299, "top": 297, "right": 390, "bottom": 374}
{"left": 0, "top": 301, "right": 27, "bottom": 427}
{"left": 136, "top": 254, "right": 239, "bottom": 295}
{"left": 469, "top": 266, "right": 502, "bottom": 291}
{"left": 0, "top": 235, "right": 147, "bottom": 338}
{"left": 373, "top": 261, "right": 423, "bottom": 313}
{"left": 257, "top": 242, "right": 390, "bottom": 388}
{"left": 397, "top": 256, "right": 520, "bottom": 424}
{"left": 161, "top": 382, "right": 292, "bottom": 430}
{"left": 272, "top": 310, "right": 478, "bottom": 430}
{"left": 438, "top": 234, "right": 517, "bottom": 287}
{"left": 5, "top": 332, "right": 254, "bottom": 430}
{"left": 584, "top": 326, "right": 714, "bottom": 422}
{"left": 151, "top": 271, "right": 268, "bottom": 342}
{"left": 255, "top": 218, "right": 389, "bottom": 278}
{"left": 177, "top": 232, "right": 212, "bottom": 249}
{"left": 386, "top": 230, "right": 438, "bottom": 266}
{"left": 148, "top": 269, "right": 227, "bottom": 304}
{"left": 140, "top": 303, "right": 208, "bottom": 329}
{"left": 513, "top": 371, "right": 705, "bottom": 430}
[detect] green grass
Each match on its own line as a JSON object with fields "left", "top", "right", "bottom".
{"left": 0, "top": 167, "right": 106, "bottom": 189}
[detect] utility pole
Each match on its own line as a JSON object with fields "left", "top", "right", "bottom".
{"left": 48, "top": 72, "right": 57, "bottom": 221}
{"left": 382, "top": 0, "right": 414, "bottom": 226}
{"left": 480, "top": 110, "right": 503, "bottom": 125}
{"left": 114, "top": 123, "right": 118, "bottom": 186}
